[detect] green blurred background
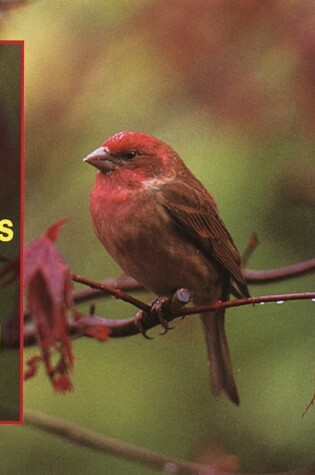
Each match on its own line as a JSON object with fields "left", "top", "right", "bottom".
{"left": 1, "top": 0, "right": 315, "bottom": 473}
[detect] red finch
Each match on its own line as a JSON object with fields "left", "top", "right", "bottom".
{"left": 84, "top": 131, "right": 249, "bottom": 405}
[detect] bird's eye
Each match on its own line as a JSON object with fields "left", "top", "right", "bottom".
{"left": 125, "top": 150, "right": 137, "bottom": 159}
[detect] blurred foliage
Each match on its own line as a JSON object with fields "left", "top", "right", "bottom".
{"left": 0, "top": 0, "right": 315, "bottom": 473}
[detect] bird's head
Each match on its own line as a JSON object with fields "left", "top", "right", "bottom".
{"left": 83, "top": 131, "right": 183, "bottom": 181}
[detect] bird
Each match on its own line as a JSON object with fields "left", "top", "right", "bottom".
{"left": 84, "top": 130, "right": 250, "bottom": 404}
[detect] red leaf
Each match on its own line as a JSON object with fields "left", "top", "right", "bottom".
{"left": 45, "top": 218, "right": 68, "bottom": 243}
{"left": 24, "top": 220, "right": 74, "bottom": 392}
{"left": 24, "top": 355, "right": 41, "bottom": 380}
{"left": 52, "top": 374, "right": 73, "bottom": 394}
{"left": 83, "top": 324, "right": 111, "bottom": 342}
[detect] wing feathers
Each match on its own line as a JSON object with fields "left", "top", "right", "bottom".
{"left": 161, "top": 180, "right": 249, "bottom": 297}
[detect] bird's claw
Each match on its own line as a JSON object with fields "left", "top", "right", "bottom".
{"left": 135, "top": 289, "right": 191, "bottom": 338}
{"left": 159, "top": 325, "right": 173, "bottom": 336}
{"left": 159, "top": 321, "right": 174, "bottom": 335}
{"left": 150, "top": 295, "right": 175, "bottom": 335}
{"left": 135, "top": 310, "right": 154, "bottom": 340}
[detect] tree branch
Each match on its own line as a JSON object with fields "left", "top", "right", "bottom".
{"left": 74, "top": 291, "right": 315, "bottom": 338}
{"left": 22, "top": 408, "right": 315, "bottom": 475}
{"left": 71, "top": 273, "right": 150, "bottom": 313}
{"left": 23, "top": 409, "right": 220, "bottom": 475}
{"left": 70, "top": 258, "right": 315, "bottom": 306}
{"left": 17, "top": 291, "right": 315, "bottom": 347}
{"left": 72, "top": 276, "right": 143, "bottom": 304}
{"left": 11, "top": 257, "right": 315, "bottom": 349}
{"left": 244, "top": 258, "right": 315, "bottom": 284}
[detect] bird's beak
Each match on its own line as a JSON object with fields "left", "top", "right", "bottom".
{"left": 83, "top": 147, "right": 117, "bottom": 173}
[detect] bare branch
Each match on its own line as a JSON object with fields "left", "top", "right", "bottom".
{"left": 181, "top": 292, "right": 315, "bottom": 316}
{"left": 14, "top": 257, "right": 315, "bottom": 349}
{"left": 22, "top": 408, "right": 315, "bottom": 474}
{"left": 72, "top": 276, "right": 143, "bottom": 304}
{"left": 70, "top": 258, "right": 315, "bottom": 307}
{"left": 71, "top": 273, "right": 150, "bottom": 312}
{"left": 16, "top": 291, "right": 315, "bottom": 347}
{"left": 244, "top": 258, "right": 315, "bottom": 284}
{"left": 23, "top": 409, "right": 220, "bottom": 475}
{"left": 302, "top": 392, "right": 315, "bottom": 418}
{"left": 241, "top": 232, "right": 260, "bottom": 266}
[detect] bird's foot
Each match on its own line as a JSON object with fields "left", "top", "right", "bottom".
{"left": 135, "top": 310, "right": 154, "bottom": 340}
{"left": 151, "top": 288, "right": 191, "bottom": 335}
{"left": 134, "top": 301, "right": 172, "bottom": 338}
{"left": 135, "top": 289, "right": 191, "bottom": 339}
{"left": 150, "top": 295, "right": 175, "bottom": 335}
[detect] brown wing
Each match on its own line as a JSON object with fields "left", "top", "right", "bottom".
{"left": 161, "top": 180, "right": 249, "bottom": 298}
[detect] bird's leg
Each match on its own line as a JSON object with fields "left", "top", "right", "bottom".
{"left": 150, "top": 295, "right": 175, "bottom": 335}
{"left": 134, "top": 303, "right": 171, "bottom": 338}
{"left": 151, "top": 288, "right": 191, "bottom": 335}
{"left": 134, "top": 309, "right": 154, "bottom": 340}
{"left": 135, "top": 288, "right": 191, "bottom": 338}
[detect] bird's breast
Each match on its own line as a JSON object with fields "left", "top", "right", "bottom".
{"left": 90, "top": 177, "right": 221, "bottom": 301}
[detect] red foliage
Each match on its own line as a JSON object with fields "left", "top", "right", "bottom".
{"left": 82, "top": 324, "right": 111, "bottom": 342}
{"left": 24, "top": 355, "right": 41, "bottom": 380}
{"left": 24, "top": 219, "right": 74, "bottom": 392}
{"left": 0, "top": 0, "right": 27, "bottom": 12}
{"left": 134, "top": 0, "right": 315, "bottom": 135}
{"left": 51, "top": 374, "right": 73, "bottom": 394}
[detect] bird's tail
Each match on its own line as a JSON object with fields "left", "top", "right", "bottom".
{"left": 200, "top": 309, "right": 240, "bottom": 405}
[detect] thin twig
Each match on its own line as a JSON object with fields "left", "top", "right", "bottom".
{"left": 22, "top": 409, "right": 315, "bottom": 474}
{"left": 23, "top": 409, "right": 218, "bottom": 475}
{"left": 244, "top": 258, "right": 315, "bottom": 283}
{"left": 70, "top": 258, "right": 315, "bottom": 307}
{"left": 72, "top": 276, "right": 142, "bottom": 304}
{"left": 74, "top": 291, "right": 315, "bottom": 337}
{"left": 302, "top": 393, "right": 315, "bottom": 418}
{"left": 71, "top": 273, "right": 150, "bottom": 313}
{"left": 180, "top": 292, "right": 315, "bottom": 316}
{"left": 241, "top": 232, "right": 260, "bottom": 266}
{"left": 16, "top": 291, "right": 315, "bottom": 347}
{"left": 13, "top": 257, "right": 315, "bottom": 348}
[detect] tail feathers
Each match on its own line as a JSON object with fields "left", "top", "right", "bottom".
{"left": 201, "top": 310, "right": 240, "bottom": 405}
